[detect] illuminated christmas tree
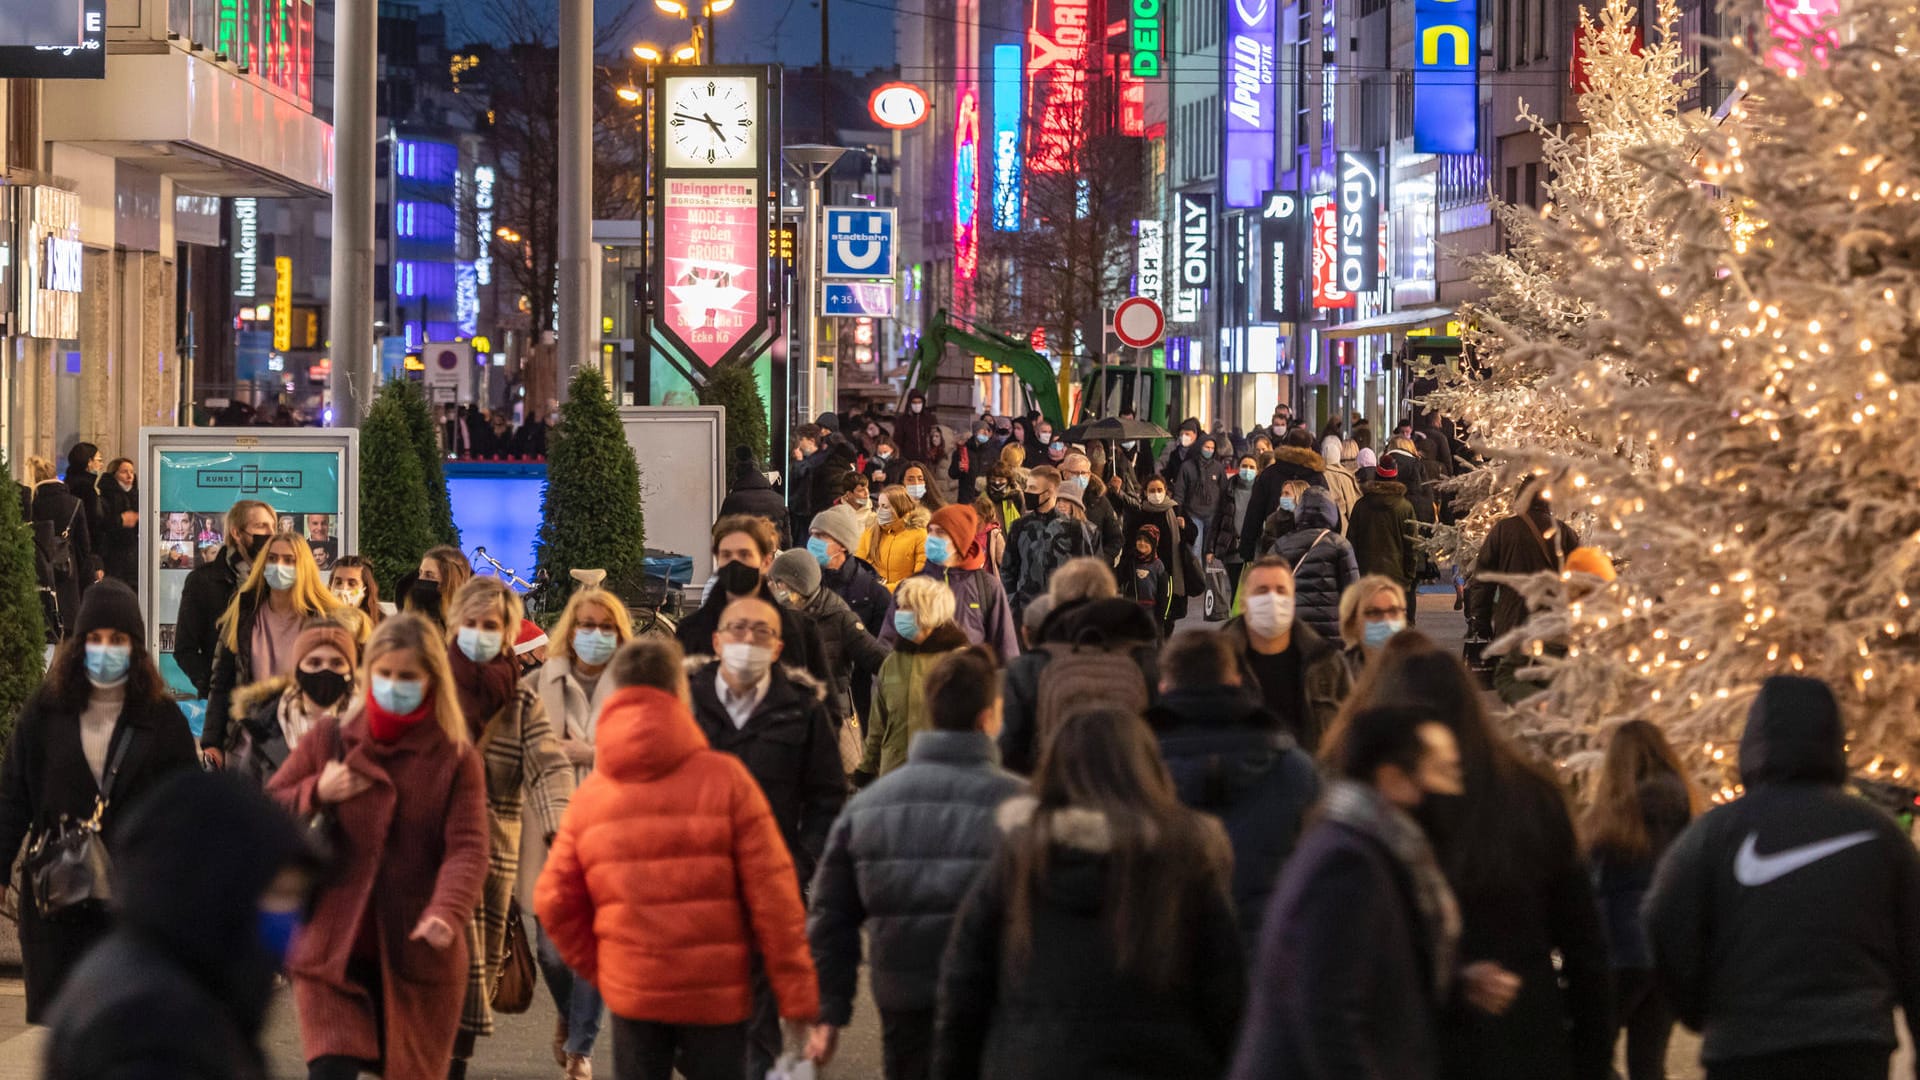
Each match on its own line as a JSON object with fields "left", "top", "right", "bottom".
{"left": 1422, "top": 0, "right": 1700, "bottom": 565}
{"left": 1488, "top": 0, "right": 1920, "bottom": 786}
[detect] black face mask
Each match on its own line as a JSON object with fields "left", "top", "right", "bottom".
{"left": 245, "top": 532, "right": 271, "bottom": 559}
{"left": 988, "top": 481, "right": 1012, "bottom": 500}
{"left": 1412, "top": 792, "right": 1467, "bottom": 852}
{"left": 408, "top": 579, "right": 442, "bottom": 614}
{"left": 716, "top": 559, "right": 763, "bottom": 600}
{"left": 295, "top": 668, "right": 352, "bottom": 709}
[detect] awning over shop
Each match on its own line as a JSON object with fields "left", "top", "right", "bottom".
{"left": 1322, "top": 305, "right": 1458, "bottom": 340}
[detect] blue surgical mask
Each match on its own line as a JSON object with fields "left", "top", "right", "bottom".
{"left": 371, "top": 674, "right": 427, "bottom": 714}
{"left": 456, "top": 627, "right": 504, "bottom": 663}
{"left": 264, "top": 563, "right": 297, "bottom": 591}
{"left": 84, "top": 643, "right": 132, "bottom": 687}
{"left": 1201, "top": 448, "right": 1214, "bottom": 460}
{"left": 893, "top": 610, "right": 921, "bottom": 640}
{"left": 807, "top": 536, "right": 834, "bottom": 567}
{"left": 925, "top": 535, "right": 952, "bottom": 565}
{"left": 257, "top": 908, "right": 303, "bottom": 967}
{"left": 1239, "top": 468, "right": 1257, "bottom": 482}
{"left": 1364, "top": 618, "right": 1406, "bottom": 649}
{"left": 1279, "top": 497, "right": 1297, "bottom": 513}
{"left": 573, "top": 628, "right": 618, "bottom": 666}
{"left": 975, "top": 432, "right": 990, "bottom": 444}
{"left": 906, "top": 483, "right": 927, "bottom": 501}
{"left": 1071, "top": 474, "right": 1090, "bottom": 492}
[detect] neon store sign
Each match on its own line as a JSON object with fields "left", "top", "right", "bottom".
{"left": 1413, "top": 0, "right": 1478, "bottom": 154}
{"left": 1027, "top": 0, "right": 1091, "bottom": 173}
{"left": 1764, "top": 0, "right": 1837, "bottom": 74}
{"left": 992, "top": 44, "right": 1024, "bottom": 232}
{"left": 1224, "top": 0, "right": 1277, "bottom": 207}
{"left": 954, "top": 89, "right": 981, "bottom": 286}
{"left": 1130, "top": 0, "right": 1163, "bottom": 76}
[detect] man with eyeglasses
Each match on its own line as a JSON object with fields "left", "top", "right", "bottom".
{"left": 687, "top": 594, "right": 846, "bottom": 1079}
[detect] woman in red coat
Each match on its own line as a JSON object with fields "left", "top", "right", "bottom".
{"left": 268, "top": 613, "right": 491, "bottom": 1080}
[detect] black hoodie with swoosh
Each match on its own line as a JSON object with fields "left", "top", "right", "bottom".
{"left": 1644, "top": 675, "right": 1920, "bottom": 1067}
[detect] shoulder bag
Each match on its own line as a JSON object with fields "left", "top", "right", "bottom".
{"left": 25, "top": 726, "right": 133, "bottom": 918}
{"left": 492, "top": 899, "right": 537, "bottom": 1013}
{"left": 299, "top": 723, "right": 348, "bottom": 866}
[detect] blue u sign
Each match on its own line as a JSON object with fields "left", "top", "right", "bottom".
{"left": 823, "top": 208, "right": 897, "bottom": 278}
{"left": 1413, "top": 0, "right": 1478, "bottom": 155}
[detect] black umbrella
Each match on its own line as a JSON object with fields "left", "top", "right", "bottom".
{"left": 1062, "top": 416, "right": 1171, "bottom": 443}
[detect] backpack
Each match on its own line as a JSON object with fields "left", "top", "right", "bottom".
{"left": 37, "top": 502, "right": 78, "bottom": 581}
{"left": 1034, "top": 641, "right": 1151, "bottom": 751}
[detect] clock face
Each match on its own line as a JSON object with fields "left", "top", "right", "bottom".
{"left": 663, "top": 76, "right": 760, "bottom": 169}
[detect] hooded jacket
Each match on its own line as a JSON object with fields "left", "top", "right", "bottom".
{"left": 44, "top": 771, "right": 313, "bottom": 1080}
{"left": 719, "top": 459, "right": 793, "bottom": 548}
{"left": 893, "top": 392, "right": 939, "bottom": 463}
{"left": 688, "top": 660, "right": 849, "bottom": 881}
{"left": 1346, "top": 480, "right": 1418, "bottom": 585}
{"left": 1269, "top": 491, "right": 1361, "bottom": 643}
{"left": 795, "top": 583, "right": 891, "bottom": 722}
{"left": 809, "top": 730, "right": 1025, "bottom": 1026}
{"left": 1081, "top": 473, "right": 1125, "bottom": 561}
{"left": 1151, "top": 688, "right": 1319, "bottom": 944}
{"left": 934, "top": 797, "right": 1246, "bottom": 1080}
{"left": 1000, "top": 598, "right": 1162, "bottom": 774}
{"left": 1239, "top": 447, "right": 1330, "bottom": 562}
{"left": 881, "top": 560, "right": 1020, "bottom": 662}
{"left": 536, "top": 686, "right": 819, "bottom": 1027}
{"left": 1646, "top": 676, "right": 1920, "bottom": 1065}
{"left": 864, "top": 507, "right": 930, "bottom": 590}
{"left": 862, "top": 622, "right": 970, "bottom": 776}
{"left": 1468, "top": 505, "right": 1578, "bottom": 639}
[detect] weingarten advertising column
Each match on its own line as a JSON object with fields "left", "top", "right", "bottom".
{"left": 1223, "top": 0, "right": 1277, "bottom": 208}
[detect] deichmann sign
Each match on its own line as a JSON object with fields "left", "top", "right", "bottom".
{"left": 1337, "top": 151, "right": 1380, "bottom": 294}
{"left": 1258, "top": 192, "right": 1300, "bottom": 323}
{"left": 1136, "top": 219, "right": 1164, "bottom": 302}
{"left": 1223, "top": 0, "right": 1276, "bottom": 208}
{"left": 869, "top": 82, "right": 932, "bottom": 129}
{"left": 1130, "top": 0, "right": 1163, "bottom": 76}
{"left": 1413, "top": 0, "right": 1478, "bottom": 154}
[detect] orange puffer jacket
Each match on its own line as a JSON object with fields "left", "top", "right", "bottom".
{"left": 534, "top": 685, "right": 820, "bottom": 1026}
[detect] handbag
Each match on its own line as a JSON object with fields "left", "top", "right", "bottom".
{"left": 299, "top": 725, "right": 348, "bottom": 866}
{"left": 25, "top": 727, "right": 133, "bottom": 918}
{"left": 492, "top": 899, "right": 537, "bottom": 1014}
{"left": 837, "top": 715, "right": 864, "bottom": 774}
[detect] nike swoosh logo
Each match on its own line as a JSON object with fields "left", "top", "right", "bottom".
{"left": 1733, "top": 830, "right": 1877, "bottom": 887}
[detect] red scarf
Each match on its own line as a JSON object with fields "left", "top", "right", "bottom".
{"left": 447, "top": 645, "right": 519, "bottom": 738}
{"left": 365, "top": 689, "right": 435, "bottom": 743}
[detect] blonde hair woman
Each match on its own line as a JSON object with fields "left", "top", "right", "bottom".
{"left": 864, "top": 484, "right": 930, "bottom": 590}
{"left": 203, "top": 532, "right": 342, "bottom": 766}
{"left": 443, "top": 577, "right": 574, "bottom": 1070}
{"left": 859, "top": 576, "right": 967, "bottom": 778}
{"left": 410, "top": 545, "right": 473, "bottom": 626}
{"left": 521, "top": 586, "right": 632, "bottom": 1073}
{"left": 1337, "top": 575, "right": 1409, "bottom": 674}
{"left": 268, "top": 613, "right": 490, "bottom": 1080}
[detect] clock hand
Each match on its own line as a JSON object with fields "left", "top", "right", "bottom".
{"left": 699, "top": 111, "right": 726, "bottom": 138}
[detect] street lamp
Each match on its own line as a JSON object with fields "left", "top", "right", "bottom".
{"left": 785, "top": 143, "right": 848, "bottom": 424}
{"left": 631, "top": 43, "right": 663, "bottom": 63}
{"left": 652, "top": 0, "right": 730, "bottom": 62}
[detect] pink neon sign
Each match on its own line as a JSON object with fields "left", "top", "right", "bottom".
{"left": 954, "top": 89, "right": 981, "bottom": 292}
{"left": 1765, "top": 0, "right": 1837, "bottom": 75}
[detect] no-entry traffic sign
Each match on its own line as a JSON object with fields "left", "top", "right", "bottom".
{"left": 1113, "top": 296, "right": 1166, "bottom": 349}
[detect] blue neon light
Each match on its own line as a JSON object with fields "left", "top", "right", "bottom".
{"left": 991, "top": 44, "right": 1024, "bottom": 232}
{"left": 1413, "top": 0, "right": 1478, "bottom": 154}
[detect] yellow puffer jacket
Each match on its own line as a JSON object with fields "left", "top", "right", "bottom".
{"left": 864, "top": 508, "right": 930, "bottom": 591}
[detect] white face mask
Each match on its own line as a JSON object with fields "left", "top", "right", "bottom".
{"left": 877, "top": 504, "right": 896, "bottom": 525}
{"left": 910, "top": 402, "right": 924, "bottom": 414}
{"left": 1244, "top": 593, "right": 1296, "bottom": 638}
{"left": 333, "top": 586, "right": 367, "bottom": 607}
{"left": 1146, "top": 492, "right": 1169, "bottom": 507}
{"left": 721, "top": 642, "right": 774, "bottom": 682}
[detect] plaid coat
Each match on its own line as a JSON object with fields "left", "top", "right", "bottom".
{"left": 460, "top": 683, "right": 574, "bottom": 1039}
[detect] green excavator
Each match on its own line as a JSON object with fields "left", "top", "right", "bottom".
{"left": 905, "top": 308, "right": 1185, "bottom": 431}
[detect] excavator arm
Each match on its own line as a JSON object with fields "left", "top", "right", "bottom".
{"left": 908, "top": 308, "right": 1067, "bottom": 427}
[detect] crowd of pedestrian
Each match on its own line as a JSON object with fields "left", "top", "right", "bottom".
{"left": 10, "top": 401, "right": 1920, "bottom": 1080}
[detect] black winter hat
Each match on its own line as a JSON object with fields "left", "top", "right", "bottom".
{"left": 814, "top": 411, "right": 841, "bottom": 434}
{"left": 73, "top": 578, "right": 144, "bottom": 648}
{"left": 1739, "top": 675, "right": 1848, "bottom": 787}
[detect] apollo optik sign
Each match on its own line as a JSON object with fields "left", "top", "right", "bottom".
{"left": 1413, "top": 0, "right": 1478, "bottom": 155}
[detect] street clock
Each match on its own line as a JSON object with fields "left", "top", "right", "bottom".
{"left": 662, "top": 74, "right": 761, "bottom": 169}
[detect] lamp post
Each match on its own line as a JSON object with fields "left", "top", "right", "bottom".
{"left": 654, "top": 0, "right": 732, "bottom": 62}
{"left": 785, "top": 144, "right": 847, "bottom": 424}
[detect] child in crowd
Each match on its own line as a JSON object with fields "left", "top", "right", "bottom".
{"left": 1120, "top": 524, "right": 1168, "bottom": 614}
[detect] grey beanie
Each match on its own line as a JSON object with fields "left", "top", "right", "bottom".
{"left": 770, "top": 548, "right": 823, "bottom": 598}
{"left": 810, "top": 504, "right": 865, "bottom": 556}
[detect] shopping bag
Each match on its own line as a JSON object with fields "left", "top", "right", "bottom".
{"left": 1203, "top": 563, "right": 1233, "bottom": 622}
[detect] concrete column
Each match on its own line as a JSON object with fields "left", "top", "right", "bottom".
{"left": 77, "top": 248, "right": 115, "bottom": 453}
{"left": 556, "top": 0, "right": 594, "bottom": 393}
{"left": 329, "top": 0, "right": 378, "bottom": 425}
